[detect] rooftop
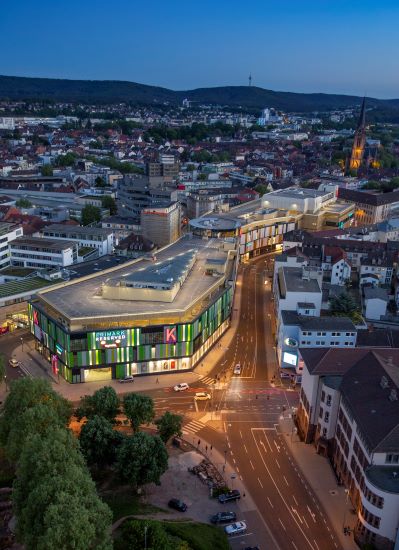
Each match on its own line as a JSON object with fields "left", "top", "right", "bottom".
{"left": 366, "top": 466, "right": 399, "bottom": 494}
{"left": 10, "top": 236, "right": 76, "bottom": 251}
{"left": 41, "top": 224, "right": 113, "bottom": 237}
{"left": 35, "top": 236, "right": 232, "bottom": 326}
{"left": 280, "top": 266, "right": 321, "bottom": 295}
{"left": 282, "top": 311, "right": 356, "bottom": 331}
{"left": 189, "top": 216, "right": 241, "bottom": 232}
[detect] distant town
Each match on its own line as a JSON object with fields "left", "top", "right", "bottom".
{"left": 1, "top": 93, "right": 399, "bottom": 550}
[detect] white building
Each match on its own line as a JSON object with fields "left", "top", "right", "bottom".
{"left": 274, "top": 265, "right": 323, "bottom": 323}
{"left": 36, "top": 224, "right": 114, "bottom": 260}
{"left": 263, "top": 187, "right": 336, "bottom": 214}
{"left": 296, "top": 348, "right": 399, "bottom": 550}
{"left": 363, "top": 287, "right": 389, "bottom": 321}
{"left": 0, "top": 223, "right": 23, "bottom": 269}
{"left": 9, "top": 237, "right": 76, "bottom": 269}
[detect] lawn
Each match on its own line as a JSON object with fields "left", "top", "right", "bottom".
{"left": 102, "top": 488, "right": 164, "bottom": 522}
{"left": 164, "top": 521, "right": 229, "bottom": 550}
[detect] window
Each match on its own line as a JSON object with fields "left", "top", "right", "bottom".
{"left": 326, "top": 395, "right": 332, "bottom": 406}
{"left": 319, "top": 406, "right": 323, "bottom": 419}
{"left": 321, "top": 390, "right": 326, "bottom": 403}
{"left": 386, "top": 454, "right": 399, "bottom": 464}
{"left": 322, "top": 427, "right": 327, "bottom": 438}
{"left": 324, "top": 411, "right": 330, "bottom": 423}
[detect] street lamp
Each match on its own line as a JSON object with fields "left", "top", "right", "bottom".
{"left": 4, "top": 374, "right": 8, "bottom": 392}
{"left": 224, "top": 449, "right": 227, "bottom": 465}
{"left": 20, "top": 337, "right": 24, "bottom": 351}
{"left": 230, "top": 473, "right": 236, "bottom": 490}
{"left": 144, "top": 524, "right": 148, "bottom": 550}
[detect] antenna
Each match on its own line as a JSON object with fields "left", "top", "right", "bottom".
{"left": 248, "top": 73, "right": 252, "bottom": 87}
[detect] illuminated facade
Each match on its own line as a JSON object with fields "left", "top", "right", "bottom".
{"left": 348, "top": 98, "right": 366, "bottom": 174}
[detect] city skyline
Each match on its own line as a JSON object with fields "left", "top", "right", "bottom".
{"left": 1, "top": 0, "right": 398, "bottom": 98}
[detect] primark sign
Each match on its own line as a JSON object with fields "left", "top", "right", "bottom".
{"left": 95, "top": 330, "right": 127, "bottom": 348}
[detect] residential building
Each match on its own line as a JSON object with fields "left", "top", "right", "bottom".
{"left": 338, "top": 188, "right": 399, "bottom": 226}
{"left": 296, "top": 348, "right": 399, "bottom": 550}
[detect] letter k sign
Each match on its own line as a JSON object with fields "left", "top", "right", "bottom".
{"left": 165, "top": 326, "right": 177, "bottom": 344}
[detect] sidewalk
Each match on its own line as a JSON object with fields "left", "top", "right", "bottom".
{"left": 6, "top": 270, "right": 245, "bottom": 403}
{"left": 279, "top": 416, "right": 358, "bottom": 550}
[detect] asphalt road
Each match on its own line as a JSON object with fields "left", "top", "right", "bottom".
{"left": 153, "top": 256, "right": 340, "bottom": 550}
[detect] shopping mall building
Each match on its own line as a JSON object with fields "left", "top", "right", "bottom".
{"left": 28, "top": 236, "right": 236, "bottom": 383}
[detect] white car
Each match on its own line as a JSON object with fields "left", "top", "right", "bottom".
{"left": 118, "top": 375, "right": 134, "bottom": 383}
{"left": 9, "top": 358, "right": 20, "bottom": 368}
{"left": 194, "top": 392, "right": 211, "bottom": 401}
{"left": 233, "top": 364, "right": 241, "bottom": 375}
{"left": 224, "top": 521, "right": 247, "bottom": 536}
{"left": 174, "top": 382, "right": 189, "bottom": 392}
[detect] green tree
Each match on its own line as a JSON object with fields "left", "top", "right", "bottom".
{"left": 254, "top": 184, "right": 269, "bottom": 196}
{"left": 79, "top": 415, "right": 123, "bottom": 468}
{"left": 197, "top": 173, "right": 207, "bottom": 181}
{"left": 16, "top": 198, "right": 32, "bottom": 208}
{"left": 101, "top": 195, "right": 118, "bottom": 215}
{"left": 13, "top": 428, "right": 112, "bottom": 550}
{"left": 95, "top": 176, "right": 107, "bottom": 187}
{"left": 0, "top": 378, "right": 72, "bottom": 461}
{"left": 329, "top": 292, "right": 362, "bottom": 323}
{"left": 115, "top": 432, "right": 168, "bottom": 487}
{"left": 40, "top": 164, "right": 53, "bottom": 176}
{"left": 81, "top": 204, "right": 101, "bottom": 226}
{"left": 0, "top": 354, "right": 5, "bottom": 386}
{"left": 155, "top": 411, "right": 183, "bottom": 443}
{"left": 76, "top": 386, "right": 120, "bottom": 423}
{"left": 115, "top": 519, "right": 173, "bottom": 550}
{"left": 54, "top": 152, "right": 77, "bottom": 167}
{"left": 123, "top": 394, "right": 155, "bottom": 433}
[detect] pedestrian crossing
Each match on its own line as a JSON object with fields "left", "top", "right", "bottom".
{"left": 197, "top": 375, "right": 216, "bottom": 386}
{"left": 183, "top": 419, "right": 206, "bottom": 435}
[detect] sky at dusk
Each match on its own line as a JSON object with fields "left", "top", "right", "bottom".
{"left": 1, "top": 0, "right": 398, "bottom": 98}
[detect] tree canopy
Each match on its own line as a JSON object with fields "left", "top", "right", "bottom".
{"left": 329, "top": 291, "right": 362, "bottom": 323}
{"left": 81, "top": 204, "right": 101, "bottom": 226}
{"left": 123, "top": 393, "right": 155, "bottom": 433}
{"left": 76, "top": 386, "right": 120, "bottom": 423}
{"left": 79, "top": 415, "right": 124, "bottom": 468}
{"left": 155, "top": 411, "right": 183, "bottom": 443}
{"left": 115, "top": 432, "right": 168, "bottom": 487}
{"left": 101, "top": 195, "right": 117, "bottom": 215}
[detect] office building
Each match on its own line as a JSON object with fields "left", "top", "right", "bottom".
{"left": 140, "top": 202, "right": 181, "bottom": 247}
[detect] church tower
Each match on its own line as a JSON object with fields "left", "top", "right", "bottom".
{"left": 347, "top": 97, "right": 366, "bottom": 174}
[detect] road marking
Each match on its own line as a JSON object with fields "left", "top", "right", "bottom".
{"left": 293, "top": 495, "right": 299, "bottom": 506}
{"left": 313, "top": 540, "right": 320, "bottom": 550}
{"left": 267, "top": 496, "right": 274, "bottom": 508}
{"left": 278, "top": 518, "right": 286, "bottom": 532}
{"left": 283, "top": 475, "right": 289, "bottom": 486}
{"left": 239, "top": 430, "right": 243, "bottom": 439}
{"left": 243, "top": 444, "right": 248, "bottom": 454}
{"left": 257, "top": 477, "right": 263, "bottom": 488}
{"left": 249, "top": 460, "right": 255, "bottom": 470}
{"left": 307, "top": 506, "right": 316, "bottom": 523}
{"left": 292, "top": 542, "right": 299, "bottom": 550}
{"left": 302, "top": 516, "right": 309, "bottom": 529}
{"left": 275, "top": 458, "right": 280, "bottom": 469}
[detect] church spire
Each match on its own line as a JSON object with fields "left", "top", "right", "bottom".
{"left": 347, "top": 97, "right": 367, "bottom": 174}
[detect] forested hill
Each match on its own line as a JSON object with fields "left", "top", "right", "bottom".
{"left": 1, "top": 75, "right": 398, "bottom": 114}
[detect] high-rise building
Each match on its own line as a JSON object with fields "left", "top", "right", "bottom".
{"left": 140, "top": 202, "right": 181, "bottom": 247}
{"left": 347, "top": 98, "right": 367, "bottom": 174}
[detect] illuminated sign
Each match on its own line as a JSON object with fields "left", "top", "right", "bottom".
{"left": 33, "top": 310, "right": 39, "bottom": 326}
{"left": 56, "top": 343, "right": 63, "bottom": 355}
{"left": 283, "top": 352, "right": 297, "bottom": 366}
{"left": 284, "top": 337, "right": 298, "bottom": 348}
{"left": 95, "top": 330, "right": 127, "bottom": 349}
{"left": 164, "top": 326, "right": 177, "bottom": 344}
{"left": 51, "top": 354, "right": 58, "bottom": 374}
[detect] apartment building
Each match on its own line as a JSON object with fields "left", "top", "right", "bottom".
{"left": 296, "top": 348, "right": 399, "bottom": 550}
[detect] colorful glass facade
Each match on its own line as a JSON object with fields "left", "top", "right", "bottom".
{"left": 28, "top": 286, "right": 232, "bottom": 383}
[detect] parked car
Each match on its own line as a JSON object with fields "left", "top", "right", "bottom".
{"left": 174, "top": 382, "right": 189, "bottom": 392}
{"left": 210, "top": 511, "right": 237, "bottom": 524}
{"left": 225, "top": 521, "right": 247, "bottom": 536}
{"left": 118, "top": 375, "right": 134, "bottom": 383}
{"left": 195, "top": 392, "right": 211, "bottom": 401}
{"left": 8, "top": 358, "right": 20, "bottom": 368}
{"left": 218, "top": 489, "right": 241, "bottom": 503}
{"left": 168, "top": 498, "right": 187, "bottom": 512}
{"left": 233, "top": 364, "right": 241, "bottom": 375}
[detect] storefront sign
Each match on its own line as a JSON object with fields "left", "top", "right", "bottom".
{"left": 164, "top": 326, "right": 177, "bottom": 344}
{"left": 95, "top": 330, "right": 127, "bottom": 348}
{"left": 51, "top": 354, "right": 58, "bottom": 374}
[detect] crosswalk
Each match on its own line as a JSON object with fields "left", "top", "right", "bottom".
{"left": 183, "top": 419, "right": 206, "bottom": 435}
{"left": 197, "top": 375, "right": 216, "bottom": 386}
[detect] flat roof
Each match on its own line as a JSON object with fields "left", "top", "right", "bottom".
{"left": 282, "top": 267, "right": 321, "bottom": 294}
{"left": 42, "top": 224, "right": 113, "bottom": 237}
{"left": 266, "top": 187, "right": 331, "bottom": 199}
{"left": 36, "top": 236, "right": 231, "bottom": 324}
{"left": 189, "top": 216, "right": 241, "bottom": 231}
{"left": 11, "top": 236, "right": 76, "bottom": 250}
